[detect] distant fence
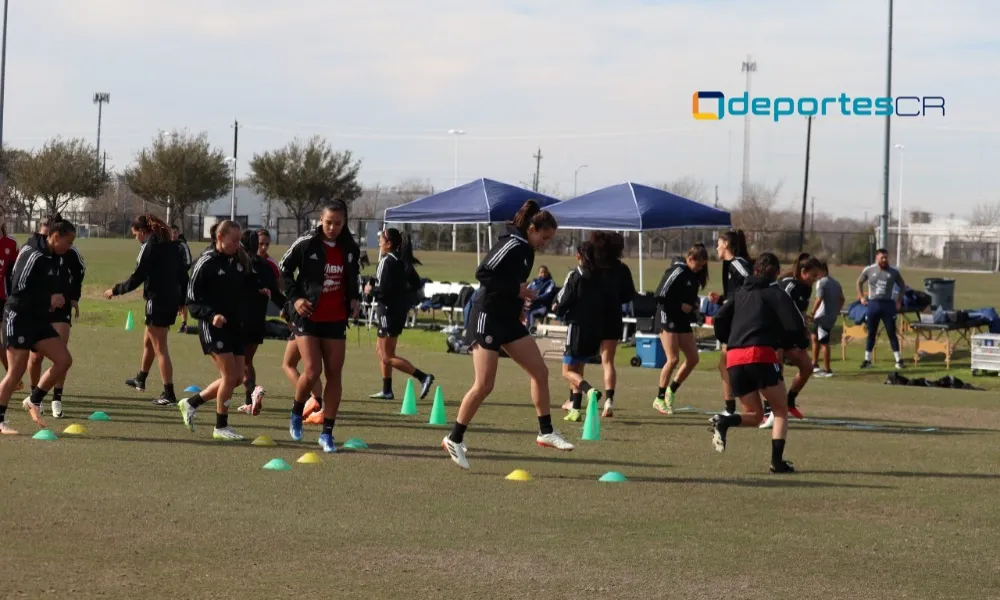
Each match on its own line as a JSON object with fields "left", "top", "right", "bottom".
{"left": 889, "top": 231, "right": 1000, "bottom": 272}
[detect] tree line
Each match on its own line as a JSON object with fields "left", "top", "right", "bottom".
{"left": 0, "top": 132, "right": 362, "bottom": 232}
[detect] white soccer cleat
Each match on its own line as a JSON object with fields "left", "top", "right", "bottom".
{"left": 442, "top": 436, "right": 470, "bottom": 469}
{"left": 51, "top": 400, "right": 63, "bottom": 419}
{"left": 213, "top": 426, "right": 245, "bottom": 442}
{"left": 22, "top": 398, "right": 46, "bottom": 427}
{"left": 602, "top": 399, "right": 614, "bottom": 418}
{"left": 250, "top": 386, "right": 265, "bottom": 416}
{"left": 759, "top": 412, "right": 775, "bottom": 430}
{"left": 0, "top": 419, "right": 17, "bottom": 435}
{"left": 237, "top": 403, "right": 253, "bottom": 414}
{"left": 536, "top": 431, "right": 574, "bottom": 451}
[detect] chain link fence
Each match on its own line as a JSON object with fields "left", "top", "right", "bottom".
{"left": 889, "top": 230, "right": 1000, "bottom": 272}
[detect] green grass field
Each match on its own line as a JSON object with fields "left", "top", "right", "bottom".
{"left": 2, "top": 238, "right": 1000, "bottom": 598}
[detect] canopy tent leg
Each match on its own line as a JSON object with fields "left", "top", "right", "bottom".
{"left": 476, "top": 224, "right": 481, "bottom": 263}
{"left": 488, "top": 225, "right": 493, "bottom": 247}
{"left": 638, "top": 231, "right": 644, "bottom": 291}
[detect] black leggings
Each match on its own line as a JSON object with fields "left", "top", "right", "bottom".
{"left": 865, "top": 299, "right": 899, "bottom": 352}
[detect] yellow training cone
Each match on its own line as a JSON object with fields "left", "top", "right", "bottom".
{"left": 505, "top": 469, "right": 532, "bottom": 482}
{"left": 297, "top": 452, "right": 322, "bottom": 464}
{"left": 62, "top": 423, "right": 87, "bottom": 435}
{"left": 251, "top": 435, "right": 277, "bottom": 447}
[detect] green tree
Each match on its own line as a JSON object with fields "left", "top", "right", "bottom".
{"left": 14, "top": 138, "right": 106, "bottom": 216}
{"left": 248, "top": 136, "right": 362, "bottom": 235}
{"left": 124, "top": 132, "right": 231, "bottom": 226}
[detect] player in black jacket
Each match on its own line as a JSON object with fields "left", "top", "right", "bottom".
{"left": 104, "top": 215, "right": 182, "bottom": 406}
{"left": 365, "top": 228, "right": 435, "bottom": 401}
{"left": 552, "top": 241, "right": 605, "bottom": 423}
{"left": 759, "top": 254, "right": 822, "bottom": 428}
{"left": 591, "top": 231, "right": 636, "bottom": 418}
{"left": 653, "top": 245, "right": 708, "bottom": 414}
{"left": 442, "top": 200, "right": 573, "bottom": 470}
{"left": 24, "top": 214, "right": 85, "bottom": 419}
{"left": 177, "top": 220, "right": 259, "bottom": 442}
{"left": 709, "top": 229, "right": 751, "bottom": 416}
{"left": 280, "top": 201, "right": 361, "bottom": 453}
{"left": 0, "top": 218, "right": 77, "bottom": 434}
{"left": 232, "top": 228, "right": 287, "bottom": 416}
{"left": 171, "top": 226, "right": 193, "bottom": 333}
{"left": 709, "top": 252, "right": 806, "bottom": 473}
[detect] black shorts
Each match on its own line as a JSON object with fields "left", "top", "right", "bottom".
{"left": 728, "top": 362, "right": 783, "bottom": 398}
{"left": 199, "top": 321, "right": 245, "bottom": 356}
{"left": 601, "top": 316, "right": 624, "bottom": 342}
{"left": 564, "top": 323, "right": 601, "bottom": 362}
{"left": 4, "top": 310, "right": 58, "bottom": 350}
{"left": 812, "top": 321, "right": 833, "bottom": 345}
{"left": 50, "top": 306, "right": 72, "bottom": 325}
{"left": 145, "top": 299, "right": 179, "bottom": 328}
{"left": 466, "top": 306, "right": 529, "bottom": 352}
{"left": 376, "top": 305, "right": 407, "bottom": 338}
{"left": 292, "top": 316, "right": 347, "bottom": 340}
{"left": 655, "top": 309, "right": 693, "bottom": 334}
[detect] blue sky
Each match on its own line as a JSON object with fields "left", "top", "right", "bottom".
{"left": 3, "top": 0, "right": 997, "bottom": 218}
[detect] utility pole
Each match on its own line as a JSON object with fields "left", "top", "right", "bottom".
{"left": 103, "top": 151, "right": 107, "bottom": 177}
{"left": 798, "top": 115, "right": 813, "bottom": 252}
{"left": 714, "top": 185, "right": 719, "bottom": 208}
{"left": 93, "top": 93, "right": 111, "bottom": 176}
{"left": 810, "top": 196, "right": 815, "bottom": 232}
{"left": 532, "top": 148, "right": 543, "bottom": 192}
{"left": 230, "top": 119, "right": 240, "bottom": 221}
{"left": 879, "top": 0, "right": 894, "bottom": 249}
{"left": 740, "top": 55, "right": 757, "bottom": 203}
{"left": 0, "top": 0, "right": 9, "bottom": 155}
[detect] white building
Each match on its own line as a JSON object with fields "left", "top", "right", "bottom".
{"left": 904, "top": 212, "right": 1000, "bottom": 267}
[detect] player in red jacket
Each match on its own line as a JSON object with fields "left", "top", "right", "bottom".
{"left": 0, "top": 220, "right": 18, "bottom": 374}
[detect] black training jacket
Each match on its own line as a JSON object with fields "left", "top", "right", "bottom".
{"left": 777, "top": 276, "right": 812, "bottom": 313}
{"left": 6, "top": 240, "right": 58, "bottom": 319}
{"left": 187, "top": 250, "right": 254, "bottom": 325}
{"left": 240, "top": 230, "right": 286, "bottom": 327}
{"left": 112, "top": 234, "right": 182, "bottom": 303}
{"left": 655, "top": 262, "right": 701, "bottom": 315}
{"left": 553, "top": 265, "right": 605, "bottom": 326}
{"left": 601, "top": 260, "right": 636, "bottom": 322}
{"left": 719, "top": 257, "right": 751, "bottom": 303}
{"left": 712, "top": 275, "right": 808, "bottom": 349}
{"left": 373, "top": 252, "right": 421, "bottom": 312}
{"left": 279, "top": 226, "right": 361, "bottom": 316}
{"left": 174, "top": 239, "right": 192, "bottom": 299}
{"left": 473, "top": 225, "right": 534, "bottom": 322}
{"left": 24, "top": 234, "right": 84, "bottom": 304}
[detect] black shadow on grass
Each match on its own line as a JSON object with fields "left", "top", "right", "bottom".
{"left": 809, "top": 469, "right": 1000, "bottom": 481}
{"left": 509, "top": 473, "right": 892, "bottom": 489}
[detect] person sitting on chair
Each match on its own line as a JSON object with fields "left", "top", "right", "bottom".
{"left": 526, "top": 265, "right": 556, "bottom": 330}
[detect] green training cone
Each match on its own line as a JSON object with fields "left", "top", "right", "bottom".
{"left": 262, "top": 458, "right": 291, "bottom": 471}
{"left": 427, "top": 386, "right": 447, "bottom": 426}
{"left": 88, "top": 411, "right": 111, "bottom": 421}
{"left": 32, "top": 429, "right": 57, "bottom": 441}
{"left": 125, "top": 310, "right": 134, "bottom": 331}
{"left": 599, "top": 471, "right": 628, "bottom": 483}
{"left": 400, "top": 379, "right": 418, "bottom": 416}
{"left": 342, "top": 437, "right": 368, "bottom": 450}
{"left": 581, "top": 391, "right": 600, "bottom": 441}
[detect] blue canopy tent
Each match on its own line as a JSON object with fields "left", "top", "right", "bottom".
{"left": 383, "top": 178, "right": 560, "bottom": 261}
{"left": 547, "top": 181, "right": 732, "bottom": 289}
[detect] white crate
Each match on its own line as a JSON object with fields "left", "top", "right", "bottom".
{"left": 971, "top": 334, "right": 1000, "bottom": 372}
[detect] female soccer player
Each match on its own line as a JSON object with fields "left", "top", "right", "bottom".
{"left": 552, "top": 241, "right": 605, "bottom": 423}
{"left": 281, "top": 201, "right": 361, "bottom": 453}
{"left": 366, "top": 228, "right": 435, "bottom": 401}
{"left": 171, "top": 225, "right": 192, "bottom": 333}
{"left": 235, "top": 229, "right": 286, "bottom": 416}
{"left": 178, "top": 220, "right": 258, "bottom": 441}
{"left": 709, "top": 252, "right": 805, "bottom": 473}
{"left": 760, "top": 254, "right": 821, "bottom": 428}
{"left": 25, "top": 214, "right": 84, "bottom": 419}
{"left": 592, "top": 231, "right": 635, "bottom": 418}
{"left": 104, "top": 215, "right": 182, "bottom": 406}
{"left": 0, "top": 218, "right": 18, "bottom": 375}
{"left": 442, "top": 200, "right": 572, "bottom": 470}
{"left": 653, "top": 244, "right": 708, "bottom": 414}
{"left": 0, "top": 218, "right": 77, "bottom": 434}
{"left": 709, "top": 229, "right": 751, "bottom": 416}
{"left": 257, "top": 229, "right": 280, "bottom": 279}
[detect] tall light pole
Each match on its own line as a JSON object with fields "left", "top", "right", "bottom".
{"left": 740, "top": 55, "right": 756, "bottom": 202}
{"left": 93, "top": 93, "right": 111, "bottom": 176}
{"left": 573, "top": 164, "right": 588, "bottom": 196}
{"left": 879, "top": 0, "right": 895, "bottom": 249}
{"left": 894, "top": 143, "right": 905, "bottom": 266}
{"left": 159, "top": 129, "right": 178, "bottom": 224}
{"left": 225, "top": 157, "right": 237, "bottom": 222}
{"left": 448, "top": 128, "right": 464, "bottom": 252}
{"left": 0, "top": 0, "right": 9, "bottom": 155}
{"left": 229, "top": 120, "right": 240, "bottom": 221}
{"left": 798, "top": 115, "right": 814, "bottom": 252}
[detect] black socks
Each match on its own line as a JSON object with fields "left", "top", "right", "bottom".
{"left": 657, "top": 387, "right": 666, "bottom": 400}
{"left": 722, "top": 413, "right": 743, "bottom": 428}
{"left": 771, "top": 438, "right": 786, "bottom": 464}
{"left": 787, "top": 390, "right": 799, "bottom": 410}
{"left": 413, "top": 369, "right": 427, "bottom": 383}
{"left": 570, "top": 392, "right": 583, "bottom": 410}
{"left": 0, "top": 405, "right": 6, "bottom": 420}
{"left": 164, "top": 383, "right": 175, "bottom": 400}
{"left": 136, "top": 371, "right": 148, "bottom": 386}
{"left": 606, "top": 389, "right": 615, "bottom": 402}
{"left": 29, "top": 387, "right": 47, "bottom": 407}
{"left": 725, "top": 399, "right": 736, "bottom": 414}
{"left": 322, "top": 418, "right": 335, "bottom": 436}
{"left": 291, "top": 401, "right": 306, "bottom": 417}
{"left": 538, "top": 414, "right": 554, "bottom": 435}
{"left": 188, "top": 393, "right": 206, "bottom": 409}
{"left": 669, "top": 381, "right": 681, "bottom": 393}
{"left": 579, "top": 381, "right": 592, "bottom": 394}
{"left": 53, "top": 388, "right": 63, "bottom": 403}
{"left": 382, "top": 377, "right": 392, "bottom": 395}
{"left": 216, "top": 413, "right": 228, "bottom": 429}
{"left": 449, "top": 422, "right": 468, "bottom": 444}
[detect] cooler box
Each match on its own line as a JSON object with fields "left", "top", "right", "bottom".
{"left": 635, "top": 333, "right": 666, "bottom": 369}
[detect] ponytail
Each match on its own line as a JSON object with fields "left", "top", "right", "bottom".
{"left": 510, "top": 199, "right": 557, "bottom": 236}
{"left": 687, "top": 243, "right": 710, "bottom": 289}
{"left": 131, "top": 214, "right": 172, "bottom": 241}
{"left": 399, "top": 233, "right": 421, "bottom": 268}
{"left": 576, "top": 241, "right": 596, "bottom": 273}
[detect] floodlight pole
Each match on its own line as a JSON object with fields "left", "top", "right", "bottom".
{"left": 879, "top": 0, "right": 894, "bottom": 249}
